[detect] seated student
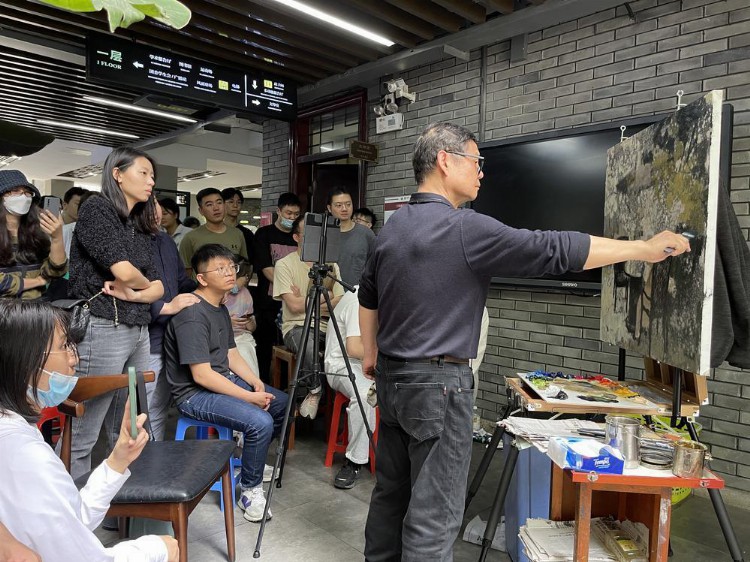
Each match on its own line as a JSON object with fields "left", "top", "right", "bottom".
{"left": 0, "top": 522, "right": 40, "bottom": 562}
{"left": 164, "top": 244, "right": 288, "bottom": 523}
{"left": 273, "top": 216, "right": 344, "bottom": 420}
{"left": 324, "top": 286, "right": 376, "bottom": 489}
{"left": 224, "top": 286, "right": 260, "bottom": 377}
{"left": 0, "top": 299, "right": 178, "bottom": 562}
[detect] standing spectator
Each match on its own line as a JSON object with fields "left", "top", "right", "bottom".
{"left": 178, "top": 188, "right": 250, "bottom": 291}
{"left": 221, "top": 187, "right": 255, "bottom": 266}
{"left": 63, "top": 190, "right": 97, "bottom": 259}
{"left": 252, "top": 192, "right": 300, "bottom": 380}
{"left": 61, "top": 186, "right": 87, "bottom": 225}
{"left": 0, "top": 170, "right": 66, "bottom": 300}
{"left": 182, "top": 216, "right": 200, "bottom": 229}
{"left": 66, "top": 147, "right": 164, "bottom": 480}
{"left": 358, "top": 122, "right": 692, "bottom": 560}
{"left": 327, "top": 188, "right": 375, "bottom": 286}
{"left": 158, "top": 197, "right": 191, "bottom": 248}
{"left": 147, "top": 201, "right": 199, "bottom": 440}
{"left": 352, "top": 207, "right": 376, "bottom": 230}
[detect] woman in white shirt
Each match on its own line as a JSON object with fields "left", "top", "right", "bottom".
{"left": 0, "top": 299, "right": 178, "bottom": 562}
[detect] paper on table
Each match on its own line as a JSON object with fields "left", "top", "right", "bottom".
{"left": 500, "top": 418, "right": 604, "bottom": 453}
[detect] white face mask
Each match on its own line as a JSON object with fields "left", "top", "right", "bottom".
{"left": 3, "top": 194, "right": 33, "bottom": 216}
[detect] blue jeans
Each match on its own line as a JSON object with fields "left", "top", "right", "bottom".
{"left": 64, "top": 318, "right": 150, "bottom": 480}
{"left": 177, "top": 374, "right": 288, "bottom": 490}
{"left": 364, "top": 354, "right": 474, "bottom": 562}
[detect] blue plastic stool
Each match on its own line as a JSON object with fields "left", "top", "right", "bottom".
{"left": 174, "top": 417, "right": 241, "bottom": 511}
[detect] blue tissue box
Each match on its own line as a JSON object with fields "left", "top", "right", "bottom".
{"left": 547, "top": 437, "right": 624, "bottom": 474}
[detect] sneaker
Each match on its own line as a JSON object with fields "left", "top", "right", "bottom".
{"left": 334, "top": 461, "right": 362, "bottom": 490}
{"left": 299, "top": 390, "right": 321, "bottom": 419}
{"left": 263, "top": 464, "right": 278, "bottom": 483}
{"left": 237, "top": 486, "right": 272, "bottom": 522}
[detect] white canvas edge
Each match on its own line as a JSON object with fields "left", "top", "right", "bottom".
{"left": 699, "top": 89, "right": 724, "bottom": 376}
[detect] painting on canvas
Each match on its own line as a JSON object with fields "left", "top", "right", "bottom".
{"left": 600, "top": 90, "right": 723, "bottom": 375}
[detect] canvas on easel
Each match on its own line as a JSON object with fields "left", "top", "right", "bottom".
{"left": 600, "top": 90, "right": 723, "bottom": 376}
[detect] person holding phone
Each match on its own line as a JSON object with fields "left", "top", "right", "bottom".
{"left": 0, "top": 170, "right": 67, "bottom": 300}
{"left": 0, "top": 299, "right": 178, "bottom": 562}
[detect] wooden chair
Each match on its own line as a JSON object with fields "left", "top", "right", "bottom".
{"left": 271, "top": 345, "right": 297, "bottom": 449}
{"left": 59, "top": 373, "right": 236, "bottom": 562}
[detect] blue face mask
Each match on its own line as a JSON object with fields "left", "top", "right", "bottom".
{"left": 28, "top": 370, "right": 79, "bottom": 408}
{"left": 280, "top": 217, "right": 294, "bottom": 230}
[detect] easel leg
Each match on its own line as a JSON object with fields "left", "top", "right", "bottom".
{"left": 466, "top": 403, "right": 511, "bottom": 511}
{"left": 684, "top": 420, "right": 745, "bottom": 561}
{"left": 478, "top": 443, "right": 519, "bottom": 562}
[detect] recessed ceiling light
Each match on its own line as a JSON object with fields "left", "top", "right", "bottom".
{"left": 37, "top": 120, "right": 139, "bottom": 139}
{"left": 83, "top": 96, "right": 198, "bottom": 124}
{"left": 268, "top": 0, "right": 395, "bottom": 46}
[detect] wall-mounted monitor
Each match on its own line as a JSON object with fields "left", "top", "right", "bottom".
{"left": 472, "top": 117, "right": 661, "bottom": 292}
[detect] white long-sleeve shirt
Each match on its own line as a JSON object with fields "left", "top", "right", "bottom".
{"left": 0, "top": 410, "right": 168, "bottom": 562}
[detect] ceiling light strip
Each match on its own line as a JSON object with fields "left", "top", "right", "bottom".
{"left": 37, "top": 119, "right": 140, "bottom": 140}
{"left": 82, "top": 96, "right": 198, "bottom": 123}
{"left": 267, "top": 0, "right": 395, "bottom": 47}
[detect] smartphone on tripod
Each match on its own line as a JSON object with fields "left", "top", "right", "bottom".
{"left": 300, "top": 212, "right": 341, "bottom": 263}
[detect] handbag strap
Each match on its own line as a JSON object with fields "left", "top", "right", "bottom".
{"left": 135, "top": 371, "right": 154, "bottom": 441}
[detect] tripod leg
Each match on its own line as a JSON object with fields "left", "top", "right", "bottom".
{"left": 255, "top": 291, "right": 318, "bottom": 558}
{"left": 684, "top": 420, "right": 745, "bottom": 561}
{"left": 478, "top": 443, "right": 519, "bottom": 562}
{"left": 466, "top": 405, "right": 511, "bottom": 511}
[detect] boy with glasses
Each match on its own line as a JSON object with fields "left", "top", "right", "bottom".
{"left": 164, "top": 244, "right": 288, "bottom": 522}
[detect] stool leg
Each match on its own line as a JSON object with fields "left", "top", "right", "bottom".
{"left": 325, "top": 398, "right": 343, "bottom": 467}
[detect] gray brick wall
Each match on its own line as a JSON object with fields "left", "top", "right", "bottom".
{"left": 363, "top": 0, "right": 750, "bottom": 491}
{"left": 261, "top": 119, "right": 290, "bottom": 211}
{"left": 262, "top": 0, "right": 750, "bottom": 490}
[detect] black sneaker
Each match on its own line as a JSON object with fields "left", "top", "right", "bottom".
{"left": 334, "top": 461, "right": 362, "bottom": 489}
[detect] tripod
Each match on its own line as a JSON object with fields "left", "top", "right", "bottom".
{"left": 254, "top": 215, "right": 376, "bottom": 558}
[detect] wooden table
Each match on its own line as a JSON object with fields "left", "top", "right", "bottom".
{"left": 549, "top": 464, "right": 725, "bottom": 562}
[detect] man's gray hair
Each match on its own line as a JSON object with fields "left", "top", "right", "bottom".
{"left": 412, "top": 122, "right": 478, "bottom": 186}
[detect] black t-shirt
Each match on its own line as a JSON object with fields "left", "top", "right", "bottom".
{"left": 69, "top": 196, "right": 160, "bottom": 326}
{"left": 252, "top": 224, "right": 296, "bottom": 311}
{"left": 164, "top": 295, "right": 236, "bottom": 406}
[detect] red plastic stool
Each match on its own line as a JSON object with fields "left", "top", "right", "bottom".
{"left": 36, "top": 406, "right": 66, "bottom": 445}
{"left": 324, "top": 391, "right": 379, "bottom": 473}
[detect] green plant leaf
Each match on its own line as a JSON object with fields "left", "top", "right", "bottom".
{"left": 38, "top": 0, "right": 98, "bottom": 13}
{"left": 37, "top": 0, "right": 191, "bottom": 31}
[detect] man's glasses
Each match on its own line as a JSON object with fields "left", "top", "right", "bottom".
{"left": 200, "top": 263, "right": 240, "bottom": 276}
{"left": 445, "top": 150, "right": 485, "bottom": 175}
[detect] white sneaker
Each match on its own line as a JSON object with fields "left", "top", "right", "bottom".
{"left": 237, "top": 486, "right": 271, "bottom": 522}
{"left": 299, "top": 390, "right": 321, "bottom": 419}
{"left": 263, "top": 464, "right": 278, "bottom": 483}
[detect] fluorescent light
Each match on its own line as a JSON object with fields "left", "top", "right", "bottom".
{"left": 83, "top": 96, "right": 197, "bottom": 123}
{"left": 268, "top": 0, "right": 394, "bottom": 46}
{"left": 37, "top": 120, "right": 139, "bottom": 139}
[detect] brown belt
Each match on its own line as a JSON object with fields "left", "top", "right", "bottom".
{"left": 382, "top": 353, "right": 470, "bottom": 366}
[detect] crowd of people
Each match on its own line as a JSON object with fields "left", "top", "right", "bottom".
{"left": 0, "top": 120, "right": 692, "bottom": 562}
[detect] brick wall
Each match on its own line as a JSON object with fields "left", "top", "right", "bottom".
{"left": 263, "top": 0, "right": 750, "bottom": 490}
{"left": 261, "top": 119, "right": 290, "bottom": 212}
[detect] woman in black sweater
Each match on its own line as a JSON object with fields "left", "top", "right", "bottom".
{"left": 66, "top": 147, "right": 164, "bottom": 480}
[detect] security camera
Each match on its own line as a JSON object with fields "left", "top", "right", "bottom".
{"left": 385, "top": 78, "right": 406, "bottom": 93}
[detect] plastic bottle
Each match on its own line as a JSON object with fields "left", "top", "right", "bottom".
{"left": 472, "top": 406, "right": 481, "bottom": 432}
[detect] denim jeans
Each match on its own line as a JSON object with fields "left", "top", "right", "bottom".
{"left": 364, "top": 354, "right": 474, "bottom": 562}
{"left": 177, "top": 374, "right": 288, "bottom": 490}
{"left": 64, "top": 318, "right": 150, "bottom": 480}
{"left": 146, "top": 352, "right": 172, "bottom": 441}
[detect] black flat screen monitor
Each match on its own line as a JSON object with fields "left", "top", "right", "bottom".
{"left": 473, "top": 117, "right": 660, "bottom": 292}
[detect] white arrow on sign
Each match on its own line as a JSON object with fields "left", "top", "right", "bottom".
{"left": 133, "top": 61, "right": 144, "bottom": 69}
{"left": 252, "top": 80, "right": 258, "bottom": 89}
{"left": 251, "top": 99, "right": 261, "bottom": 106}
